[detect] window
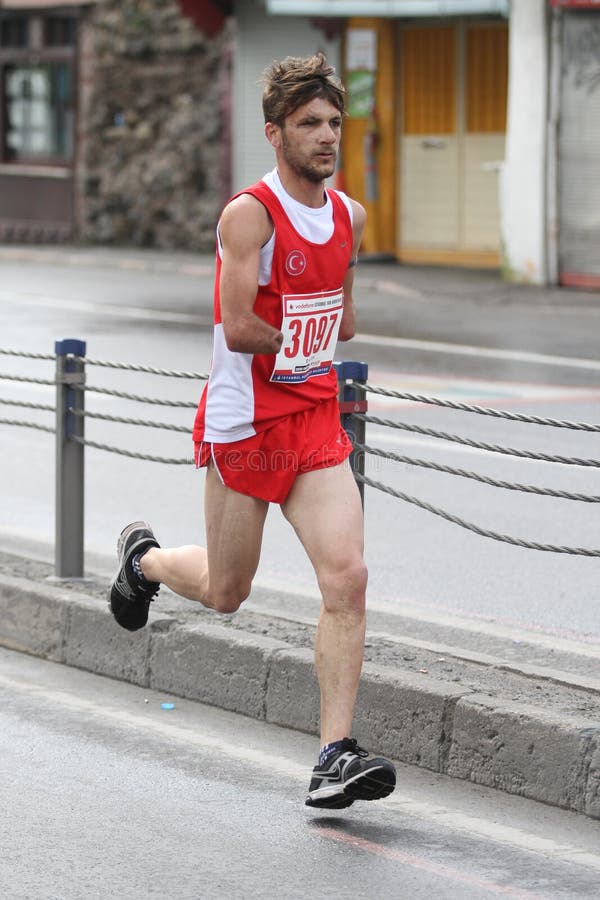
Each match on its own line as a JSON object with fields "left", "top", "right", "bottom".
{"left": 45, "top": 17, "right": 76, "bottom": 48}
{"left": 0, "top": 14, "right": 76, "bottom": 164}
{"left": 4, "top": 63, "right": 74, "bottom": 161}
{"left": 0, "top": 18, "right": 28, "bottom": 48}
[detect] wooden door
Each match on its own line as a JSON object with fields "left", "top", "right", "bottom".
{"left": 399, "top": 22, "right": 508, "bottom": 266}
{"left": 400, "top": 26, "right": 459, "bottom": 251}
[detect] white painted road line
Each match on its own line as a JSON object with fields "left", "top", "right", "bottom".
{"left": 0, "top": 290, "right": 213, "bottom": 327}
{"left": 3, "top": 289, "right": 600, "bottom": 373}
{"left": 353, "top": 333, "right": 600, "bottom": 372}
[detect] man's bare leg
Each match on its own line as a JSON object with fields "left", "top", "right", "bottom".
{"left": 282, "top": 462, "right": 367, "bottom": 745}
{"left": 284, "top": 461, "right": 396, "bottom": 807}
{"left": 141, "top": 464, "right": 269, "bottom": 613}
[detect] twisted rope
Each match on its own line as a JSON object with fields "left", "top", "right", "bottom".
{"left": 358, "top": 383, "right": 600, "bottom": 432}
{"left": 0, "top": 373, "right": 55, "bottom": 386}
{"left": 81, "top": 357, "right": 208, "bottom": 380}
{"left": 70, "top": 435, "right": 190, "bottom": 464}
{"left": 0, "top": 398, "right": 54, "bottom": 413}
{"left": 72, "top": 408, "right": 190, "bottom": 433}
{"left": 0, "top": 418, "right": 54, "bottom": 433}
{"left": 356, "top": 413, "right": 600, "bottom": 468}
{"left": 356, "top": 473, "right": 600, "bottom": 557}
{"left": 0, "top": 348, "right": 55, "bottom": 361}
{"left": 355, "top": 442, "right": 600, "bottom": 503}
{"left": 73, "top": 384, "right": 197, "bottom": 408}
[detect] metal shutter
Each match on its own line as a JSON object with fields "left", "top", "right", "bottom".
{"left": 558, "top": 10, "right": 600, "bottom": 287}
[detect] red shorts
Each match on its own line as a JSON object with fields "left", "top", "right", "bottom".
{"left": 194, "top": 396, "right": 352, "bottom": 503}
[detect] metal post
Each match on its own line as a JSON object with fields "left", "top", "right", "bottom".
{"left": 335, "top": 360, "right": 368, "bottom": 507}
{"left": 546, "top": 5, "right": 562, "bottom": 286}
{"left": 55, "top": 339, "right": 86, "bottom": 579}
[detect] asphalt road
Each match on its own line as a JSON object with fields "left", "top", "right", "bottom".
{"left": 1, "top": 252, "right": 599, "bottom": 642}
{"left": 2, "top": 646, "right": 600, "bottom": 900}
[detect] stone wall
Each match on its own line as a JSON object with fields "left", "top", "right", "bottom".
{"left": 79, "top": 0, "right": 232, "bottom": 251}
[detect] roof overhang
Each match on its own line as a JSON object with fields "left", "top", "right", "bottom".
{"left": 266, "top": 0, "right": 509, "bottom": 16}
{"left": 0, "top": 1, "right": 91, "bottom": 8}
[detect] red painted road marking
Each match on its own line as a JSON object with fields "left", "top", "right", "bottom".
{"left": 309, "top": 825, "right": 548, "bottom": 900}
{"left": 366, "top": 370, "right": 600, "bottom": 412}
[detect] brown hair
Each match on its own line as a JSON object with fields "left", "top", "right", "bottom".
{"left": 262, "top": 52, "right": 345, "bottom": 125}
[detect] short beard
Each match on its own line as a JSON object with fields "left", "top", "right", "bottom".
{"left": 281, "top": 130, "right": 335, "bottom": 183}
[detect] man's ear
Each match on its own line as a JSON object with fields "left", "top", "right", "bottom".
{"left": 265, "top": 121, "right": 281, "bottom": 150}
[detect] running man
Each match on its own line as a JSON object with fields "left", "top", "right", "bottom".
{"left": 109, "top": 53, "right": 396, "bottom": 809}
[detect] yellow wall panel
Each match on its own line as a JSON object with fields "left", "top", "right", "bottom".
{"left": 466, "top": 25, "right": 508, "bottom": 133}
{"left": 402, "top": 27, "right": 456, "bottom": 135}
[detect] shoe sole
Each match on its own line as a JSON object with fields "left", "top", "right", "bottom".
{"left": 306, "top": 763, "right": 396, "bottom": 807}
{"left": 344, "top": 765, "right": 396, "bottom": 801}
{"left": 305, "top": 794, "right": 355, "bottom": 809}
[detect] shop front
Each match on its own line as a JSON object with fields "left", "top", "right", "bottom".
{"left": 263, "top": 0, "right": 510, "bottom": 266}
{"left": 551, "top": 0, "right": 600, "bottom": 288}
{"left": 0, "top": 1, "right": 82, "bottom": 241}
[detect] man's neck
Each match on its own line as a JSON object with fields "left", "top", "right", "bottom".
{"left": 275, "top": 167, "right": 327, "bottom": 209}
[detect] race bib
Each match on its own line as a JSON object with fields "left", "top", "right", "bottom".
{"left": 270, "top": 289, "right": 344, "bottom": 383}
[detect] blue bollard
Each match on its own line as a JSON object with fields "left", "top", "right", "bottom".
{"left": 335, "top": 361, "right": 368, "bottom": 506}
{"left": 54, "top": 338, "right": 86, "bottom": 578}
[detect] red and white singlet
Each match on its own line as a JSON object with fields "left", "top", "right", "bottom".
{"left": 192, "top": 170, "right": 353, "bottom": 444}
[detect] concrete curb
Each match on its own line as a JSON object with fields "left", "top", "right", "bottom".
{"left": 1, "top": 572, "right": 599, "bottom": 820}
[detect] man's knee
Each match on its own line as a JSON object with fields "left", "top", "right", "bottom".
{"left": 209, "top": 577, "right": 252, "bottom": 614}
{"left": 321, "top": 558, "right": 368, "bottom": 613}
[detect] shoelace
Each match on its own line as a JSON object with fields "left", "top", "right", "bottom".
{"left": 133, "top": 583, "right": 159, "bottom": 601}
{"left": 345, "top": 738, "right": 369, "bottom": 758}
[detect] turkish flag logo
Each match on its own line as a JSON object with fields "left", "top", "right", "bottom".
{"left": 285, "top": 250, "right": 307, "bottom": 276}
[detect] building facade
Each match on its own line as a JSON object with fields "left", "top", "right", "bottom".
{"left": 239, "top": 0, "right": 600, "bottom": 286}
{"left": 236, "top": 0, "right": 509, "bottom": 268}
{"left": 1, "top": 0, "right": 598, "bottom": 287}
{"left": 0, "top": 0, "right": 232, "bottom": 248}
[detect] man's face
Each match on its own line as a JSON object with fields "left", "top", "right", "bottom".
{"left": 277, "top": 97, "right": 342, "bottom": 183}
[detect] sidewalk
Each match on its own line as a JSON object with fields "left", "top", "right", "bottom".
{"left": 1, "top": 546, "right": 599, "bottom": 821}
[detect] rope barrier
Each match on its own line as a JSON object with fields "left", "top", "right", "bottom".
{"left": 358, "top": 383, "right": 600, "bottom": 432}
{"left": 356, "top": 413, "right": 600, "bottom": 468}
{"left": 356, "top": 473, "right": 600, "bottom": 557}
{"left": 355, "top": 441, "right": 600, "bottom": 503}
{"left": 70, "top": 435, "right": 190, "bottom": 464}
{"left": 71, "top": 408, "right": 190, "bottom": 433}
{"left": 2, "top": 344, "right": 599, "bottom": 558}
{"left": 73, "top": 384, "right": 197, "bottom": 408}
{"left": 0, "top": 398, "right": 55, "bottom": 413}
{"left": 0, "top": 373, "right": 56, "bottom": 386}
{"left": 80, "top": 357, "right": 209, "bottom": 380}
{"left": 0, "top": 348, "right": 55, "bottom": 361}
{"left": 0, "top": 417, "right": 54, "bottom": 433}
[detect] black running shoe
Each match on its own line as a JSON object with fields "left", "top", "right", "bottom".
{"left": 109, "top": 521, "right": 160, "bottom": 631}
{"left": 305, "top": 738, "right": 396, "bottom": 808}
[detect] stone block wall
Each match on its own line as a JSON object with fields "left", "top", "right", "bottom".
{"left": 78, "top": 0, "right": 232, "bottom": 251}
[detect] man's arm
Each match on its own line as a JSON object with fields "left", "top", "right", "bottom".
{"left": 218, "top": 194, "right": 284, "bottom": 355}
{"left": 338, "top": 199, "right": 367, "bottom": 342}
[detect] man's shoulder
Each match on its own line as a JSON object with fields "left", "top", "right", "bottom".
{"left": 224, "top": 180, "right": 274, "bottom": 213}
{"left": 225, "top": 191, "right": 266, "bottom": 209}
{"left": 228, "top": 175, "right": 273, "bottom": 202}
{"left": 219, "top": 191, "right": 274, "bottom": 248}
